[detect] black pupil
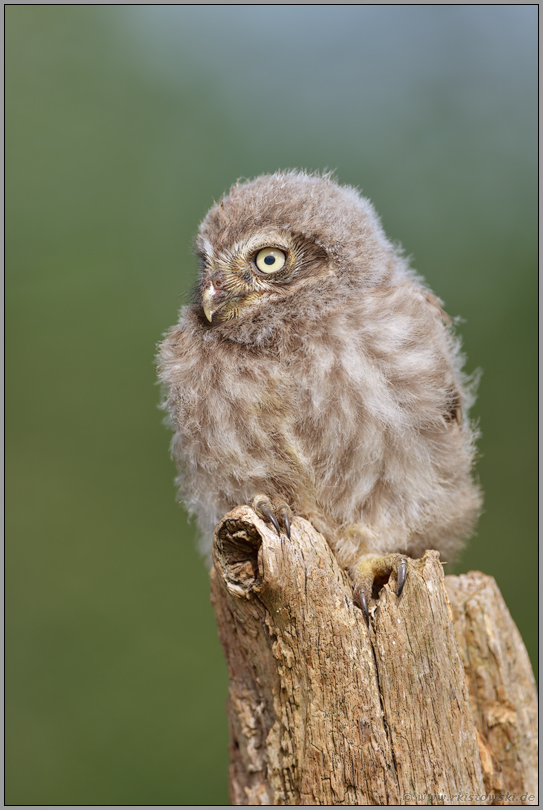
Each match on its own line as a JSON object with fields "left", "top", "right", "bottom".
{"left": 264, "top": 254, "right": 276, "bottom": 265}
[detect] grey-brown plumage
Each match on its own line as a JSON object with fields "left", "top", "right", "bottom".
{"left": 158, "top": 171, "right": 481, "bottom": 610}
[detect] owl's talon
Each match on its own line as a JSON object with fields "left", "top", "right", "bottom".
{"left": 397, "top": 558, "right": 408, "bottom": 597}
{"left": 352, "top": 553, "right": 411, "bottom": 622}
{"left": 259, "top": 502, "right": 281, "bottom": 536}
{"left": 282, "top": 512, "right": 291, "bottom": 540}
{"left": 275, "top": 504, "right": 292, "bottom": 540}
{"left": 252, "top": 494, "right": 292, "bottom": 537}
{"left": 355, "top": 587, "right": 370, "bottom": 624}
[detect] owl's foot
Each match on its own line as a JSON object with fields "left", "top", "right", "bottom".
{"left": 252, "top": 494, "right": 292, "bottom": 539}
{"left": 352, "top": 553, "right": 408, "bottom": 624}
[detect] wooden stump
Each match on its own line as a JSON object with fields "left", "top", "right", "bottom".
{"left": 446, "top": 574, "right": 538, "bottom": 805}
{"left": 210, "top": 507, "right": 537, "bottom": 806}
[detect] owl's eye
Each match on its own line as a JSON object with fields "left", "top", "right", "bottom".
{"left": 255, "top": 248, "right": 286, "bottom": 274}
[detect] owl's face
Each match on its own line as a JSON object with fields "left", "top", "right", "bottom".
{"left": 195, "top": 228, "right": 328, "bottom": 323}
{"left": 193, "top": 171, "right": 394, "bottom": 326}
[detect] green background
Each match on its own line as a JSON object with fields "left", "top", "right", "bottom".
{"left": 6, "top": 6, "right": 537, "bottom": 806}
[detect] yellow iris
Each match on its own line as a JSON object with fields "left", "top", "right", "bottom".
{"left": 255, "top": 248, "right": 286, "bottom": 274}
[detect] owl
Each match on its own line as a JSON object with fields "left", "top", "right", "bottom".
{"left": 157, "top": 171, "right": 482, "bottom": 619}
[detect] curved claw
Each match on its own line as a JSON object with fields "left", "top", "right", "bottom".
{"left": 258, "top": 502, "right": 281, "bottom": 536}
{"left": 397, "top": 558, "right": 407, "bottom": 597}
{"left": 282, "top": 512, "right": 291, "bottom": 540}
{"left": 356, "top": 587, "right": 369, "bottom": 624}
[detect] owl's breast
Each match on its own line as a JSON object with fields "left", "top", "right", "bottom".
{"left": 160, "top": 320, "right": 316, "bottom": 502}
{"left": 160, "top": 308, "right": 410, "bottom": 533}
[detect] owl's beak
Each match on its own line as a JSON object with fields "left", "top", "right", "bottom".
{"left": 202, "top": 281, "right": 227, "bottom": 322}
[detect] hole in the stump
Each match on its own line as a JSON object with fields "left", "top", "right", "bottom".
{"left": 216, "top": 520, "right": 262, "bottom": 591}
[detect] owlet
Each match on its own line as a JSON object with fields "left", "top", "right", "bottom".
{"left": 157, "top": 171, "right": 482, "bottom": 618}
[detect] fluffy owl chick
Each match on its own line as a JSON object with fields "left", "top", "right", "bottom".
{"left": 157, "top": 171, "right": 482, "bottom": 618}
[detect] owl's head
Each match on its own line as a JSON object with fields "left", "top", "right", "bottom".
{"left": 194, "top": 171, "right": 397, "bottom": 325}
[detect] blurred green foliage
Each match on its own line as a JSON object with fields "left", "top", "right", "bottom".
{"left": 6, "top": 6, "right": 537, "bottom": 806}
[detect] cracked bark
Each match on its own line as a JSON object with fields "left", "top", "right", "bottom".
{"left": 210, "top": 506, "right": 537, "bottom": 806}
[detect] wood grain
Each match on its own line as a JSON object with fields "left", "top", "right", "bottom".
{"left": 210, "top": 507, "right": 537, "bottom": 806}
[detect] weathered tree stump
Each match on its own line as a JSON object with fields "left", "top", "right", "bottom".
{"left": 210, "top": 507, "right": 537, "bottom": 806}
{"left": 446, "top": 574, "right": 538, "bottom": 804}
